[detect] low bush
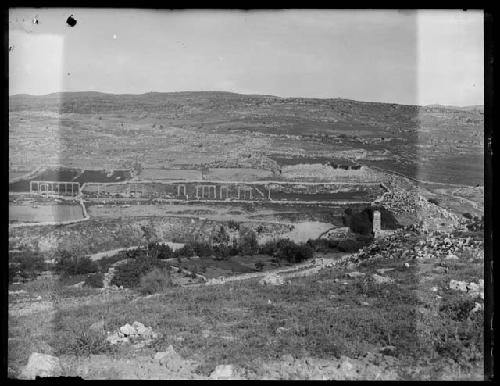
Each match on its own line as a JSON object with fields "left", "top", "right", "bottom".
{"left": 213, "top": 244, "right": 231, "bottom": 259}
{"left": 337, "top": 238, "right": 369, "bottom": 252}
{"left": 138, "top": 267, "right": 174, "bottom": 295}
{"left": 66, "top": 328, "right": 111, "bottom": 356}
{"left": 148, "top": 243, "right": 175, "bottom": 260}
{"left": 306, "top": 238, "right": 338, "bottom": 252}
{"left": 176, "top": 244, "right": 195, "bottom": 257}
{"left": 110, "top": 255, "right": 163, "bottom": 288}
{"left": 187, "top": 241, "right": 214, "bottom": 257}
{"left": 9, "top": 251, "right": 47, "bottom": 283}
{"left": 276, "top": 240, "right": 313, "bottom": 263}
{"left": 54, "top": 251, "right": 98, "bottom": 277}
{"left": 238, "top": 228, "right": 259, "bottom": 255}
{"left": 84, "top": 272, "right": 104, "bottom": 288}
{"left": 259, "top": 240, "right": 279, "bottom": 255}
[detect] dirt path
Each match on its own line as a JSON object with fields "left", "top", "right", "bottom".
{"left": 202, "top": 253, "right": 353, "bottom": 286}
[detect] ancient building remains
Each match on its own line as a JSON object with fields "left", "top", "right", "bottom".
{"left": 30, "top": 181, "right": 80, "bottom": 196}
{"left": 372, "top": 209, "right": 381, "bottom": 237}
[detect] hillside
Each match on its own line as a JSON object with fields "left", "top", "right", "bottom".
{"left": 9, "top": 91, "right": 484, "bottom": 186}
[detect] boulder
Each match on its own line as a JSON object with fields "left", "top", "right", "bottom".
{"left": 106, "top": 332, "right": 129, "bottom": 345}
{"left": 20, "top": 353, "right": 63, "bottom": 379}
{"left": 154, "top": 345, "right": 185, "bottom": 372}
{"left": 449, "top": 280, "right": 468, "bottom": 292}
{"left": 119, "top": 323, "right": 136, "bottom": 337}
{"left": 210, "top": 364, "right": 245, "bottom": 380}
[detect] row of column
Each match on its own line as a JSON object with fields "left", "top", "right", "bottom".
{"left": 30, "top": 181, "right": 79, "bottom": 196}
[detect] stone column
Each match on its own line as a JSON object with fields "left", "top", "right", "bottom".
{"left": 373, "top": 210, "right": 381, "bottom": 237}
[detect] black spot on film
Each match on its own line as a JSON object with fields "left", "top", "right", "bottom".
{"left": 66, "top": 15, "right": 77, "bottom": 27}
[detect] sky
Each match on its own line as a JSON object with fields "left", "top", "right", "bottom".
{"left": 9, "top": 9, "right": 484, "bottom": 106}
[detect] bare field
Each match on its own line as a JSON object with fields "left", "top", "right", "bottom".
{"left": 9, "top": 203, "right": 85, "bottom": 223}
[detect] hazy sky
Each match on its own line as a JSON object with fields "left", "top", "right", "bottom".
{"left": 9, "top": 9, "right": 483, "bottom": 106}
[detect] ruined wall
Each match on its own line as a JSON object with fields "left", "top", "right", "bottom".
{"left": 281, "top": 164, "right": 382, "bottom": 182}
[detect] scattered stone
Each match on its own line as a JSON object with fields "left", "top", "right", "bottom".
{"left": 210, "top": 364, "right": 245, "bottom": 380}
{"left": 259, "top": 273, "right": 284, "bottom": 286}
{"left": 403, "top": 263, "right": 410, "bottom": 268}
{"left": 276, "top": 327, "right": 290, "bottom": 334}
{"left": 106, "top": 332, "right": 129, "bottom": 345}
{"left": 346, "top": 271, "right": 365, "bottom": 278}
{"left": 20, "top": 353, "right": 63, "bottom": 379}
{"left": 449, "top": 280, "right": 484, "bottom": 299}
{"left": 449, "top": 280, "right": 468, "bottom": 292}
{"left": 70, "top": 281, "right": 85, "bottom": 288}
{"left": 445, "top": 254, "right": 459, "bottom": 260}
{"left": 120, "top": 323, "right": 136, "bottom": 337}
{"left": 154, "top": 345, "right": 186, "bottom": 372}
{"left": 376, "top": 268, "right": 395, "bottom": 274}
{"left": 371, "top": 274, "right": 394, "bottom": 284}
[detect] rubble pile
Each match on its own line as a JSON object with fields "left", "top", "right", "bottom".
{"left": 106, "top": 321, "right": 160, "bottom": 346}
{"left": 353, "top": 228, "right": 483, "bottom": 262}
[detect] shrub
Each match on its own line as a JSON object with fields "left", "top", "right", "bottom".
{"left": 84, "top": 272, "right": 104, "bottom": 288}
{"left": 66, "top": 328, "right": 111, "bottom": 356}
{"left": 259, "top": 240, "right": 279, "bottom": 255}
{"left": 213, "top": 244, "right": 231, "bottom": 259}
{"left": 190, "top": 241, "right": 214, "bottom": 257}
{"left": 462, "top": 212, "right": 473, "bottom": 220}
{"left": 306, "top": 238, "right": 338, "bottom": 252}
{"left": 238, "top": 229, "right": 259, "bottom": 255}
{"left": 148, "top": 243, "right": 174, "bottom": 260}
{"left": 9, "top": 251, "right": 46, "bottom": 283}
{"left": 110, "top": 255, "right": 162, "bottom": 288}
{"left": 337, "top": 238, "right": 371, "bottom": 252}
{"left": 255, "top": 261, "right": 264, "bottom": 271}
{"left": 212, "top": 226, "right": 230, "bottom": 245}
{"left": 138, "top": 267, "right": 174, "bottom": 295}
{"left": 276, "top": 240, "right": 313, "bottom": 263}
{"left": 176, "top": 244, "right": 195, "bottom": 257}
{"left": 54, "top": 251, "right": 98, "bottom": 277}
